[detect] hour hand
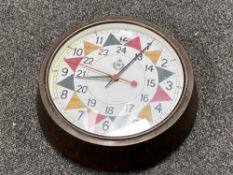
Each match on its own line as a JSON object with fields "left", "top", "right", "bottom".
{"left": 77, "top": 75, "right": 112, "bottom": 81}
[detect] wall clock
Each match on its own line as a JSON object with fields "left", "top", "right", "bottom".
{"left": 37, "top": 16, "right": 197, "bottom": 170}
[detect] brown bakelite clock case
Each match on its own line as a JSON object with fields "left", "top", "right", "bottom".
{"left": 37, "top": 16, "right": 197, "bottom": 171}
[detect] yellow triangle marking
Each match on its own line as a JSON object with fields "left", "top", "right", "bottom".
{"left": 84, "top": 41, "right": 101, "bottom": 56}
{"left": 145, "top": 50, "right": 161, "bottom": 64}
{"left": 66, "top": 93, "right": 85, "bottom": 109}
{"left": 138, "top": 104, "right": 153, "bottom": 122}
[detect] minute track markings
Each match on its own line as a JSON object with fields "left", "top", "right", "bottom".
{"left": 67, "top": 46, "right": 74, "bottom": 50}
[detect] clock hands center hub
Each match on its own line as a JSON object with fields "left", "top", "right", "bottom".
{"left": 76, "top": 54, "right": 145, "bottom": 106}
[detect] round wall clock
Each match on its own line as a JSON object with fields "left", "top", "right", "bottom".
{"left": 37, "top": 16, "right": 197, "bottom": 170}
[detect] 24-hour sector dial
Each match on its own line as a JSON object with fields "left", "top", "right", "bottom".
{"left": 48, "top": 23, "right": 184, "bottom": 136}
{"left": 38, "top": 17, "right": 196, "bottom": 170}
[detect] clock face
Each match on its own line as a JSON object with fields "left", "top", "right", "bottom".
{"left": 48, "top": 22, "right": 184, "bottom": 137}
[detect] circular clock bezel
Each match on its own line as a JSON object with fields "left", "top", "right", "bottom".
{"left": 38, "top": 16, "right": 194, "bottom": 147}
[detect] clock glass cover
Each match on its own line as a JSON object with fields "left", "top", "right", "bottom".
{"left": 48, "top": 22, "right": 184, "bottom": 137}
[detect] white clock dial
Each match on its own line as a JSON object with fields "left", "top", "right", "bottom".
{"left": 48, "top": 23, "right": 184, "bottom": 137}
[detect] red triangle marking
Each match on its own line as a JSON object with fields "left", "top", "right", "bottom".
{"left": 87, "top": 109, "right": 107, "bottom": 128}
{"left": 152, "top": 85, "right": 171, "bottom": 102}
{"left": 125, "top": 36, "right": 141, "bottom": 51}
{"left": 95, "top": 114, "right": 107, "bottom": 124}
{"left": 64, "top": 57, "right": 83, "bottom": 72}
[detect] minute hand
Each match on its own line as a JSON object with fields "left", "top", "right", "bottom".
{"left": 105, "top": 41, "right": 153, "bottom": 88}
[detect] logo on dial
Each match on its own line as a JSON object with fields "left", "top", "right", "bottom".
{"left": 113, "top": 59, "right": 124, "bottom": 70}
